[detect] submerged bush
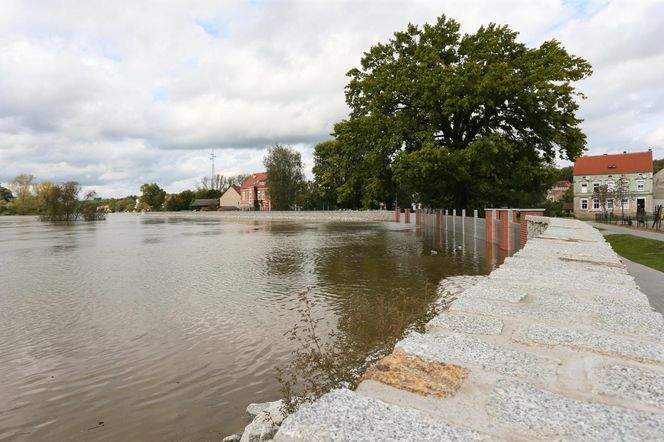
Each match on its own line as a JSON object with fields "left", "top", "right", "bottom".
{"left": 39, "top": 182, "right": 106, "bottom": 223}
{"left": 276, "top": 284, "right": 435, "bottom": 415}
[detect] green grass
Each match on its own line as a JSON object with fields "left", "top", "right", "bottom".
{"left": 604, "top": 234, "right": 664, "bottom": 273}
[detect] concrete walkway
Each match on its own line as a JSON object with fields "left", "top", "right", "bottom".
{"left": 588, "top": 220, "right": 664, "bottom": 241}
{"left": 590, "top": 223, "right": 664, "bottom": 314}
{"left": 276, "top": 218, "right": 664, "bottom": 441}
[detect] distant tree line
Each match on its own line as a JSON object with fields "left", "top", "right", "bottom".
{"left": 135, "top": 174, "right": 250, "bottom": 212}
{"left": 0, "top": 174, "right": 105, "bottom": 221}
{"left": 136, "top": 145, "right": 325, "bottom": 212}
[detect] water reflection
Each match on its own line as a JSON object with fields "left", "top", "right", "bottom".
{"left": 0, "top": 214, "right": 500, "bottom": 440}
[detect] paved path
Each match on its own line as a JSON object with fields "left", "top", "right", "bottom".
{"left": 590, "top": 224, "right": 664, "bottom": 314}
{"left": 276, "top": 218, "right": 664, "bottom": 441}
{"left": 588, "top": 221, "right": 664, "bottom": 241}
{"left": 621, "top": 257, "right": 664, "bottom": 314}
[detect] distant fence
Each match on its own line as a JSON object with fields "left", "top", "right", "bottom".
{"left": 595, "top": 207, "right": 663, "bottom": 230}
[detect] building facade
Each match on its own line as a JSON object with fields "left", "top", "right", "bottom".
{"left": 573, "top": 151, "right": 654, "bottom": 218}
{"left": 546, "top": 180, "right": 571, "bottom": 202}
{"left": 239, "top": 172, "right": 271, "bottom": 211}
{"left": 219, "top": 185, "right": 241, "bottom": 210}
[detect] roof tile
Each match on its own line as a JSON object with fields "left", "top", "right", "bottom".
{"left": 573, "top": 151, "right": 652, "bottom": 176}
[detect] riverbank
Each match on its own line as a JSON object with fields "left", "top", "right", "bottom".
{"left": 142, "top": 210, "right": 394, "bottom": 222}
{"left": 275, "top": 217, "right": 664, "bottom": 440}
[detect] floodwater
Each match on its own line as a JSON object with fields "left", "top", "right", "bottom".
{"left": 0, "top": 214, "right": 500, "bottom": 440}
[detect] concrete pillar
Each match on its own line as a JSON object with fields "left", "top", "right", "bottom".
{"left": 404, "top": 209, "right": 410, "bottom": 223}
{"left": 435, "top": 209, "right": 441, "bottom": 231}
{"left": 415, "top": 208, "right": 421, "bottom": 225}
{"left": 395, "top": 207, "right": 400, "bottom": 223}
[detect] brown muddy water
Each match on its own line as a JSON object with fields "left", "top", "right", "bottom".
{"left": 0, "top": 213, "right": 501, "bottom": 440}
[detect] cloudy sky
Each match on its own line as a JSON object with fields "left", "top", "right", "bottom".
{"left": 1, "top": 0, "right": 663, "bottom": 197}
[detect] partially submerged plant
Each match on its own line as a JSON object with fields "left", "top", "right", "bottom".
{"left": 276, "top": 282, "right": 436, "bottom": 415}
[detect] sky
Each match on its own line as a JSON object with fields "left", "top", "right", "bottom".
{"left": 1, "top": 0, "right": 663, "bottom": 197}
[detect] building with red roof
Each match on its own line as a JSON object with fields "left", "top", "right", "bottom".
{"left": 239, "top": 172, "right": 271, "bottom": 211}
{"left": 572, "top": 150, "right": 654, "bottom": 218}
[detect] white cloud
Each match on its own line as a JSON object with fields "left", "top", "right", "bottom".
{"left": 0, "top": 0, "right": 662, "bottom": 196}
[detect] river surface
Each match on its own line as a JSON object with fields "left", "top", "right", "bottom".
{"left": 0, "top": 213, "right": 500, "bottom": 440}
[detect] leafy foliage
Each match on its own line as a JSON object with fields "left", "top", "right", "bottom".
{"left": 165, "top": 190, "right": 196, "bottom": 211}
{"left": 8, "top": 173, "right": 36, "bottom": 215}
{"left": 316, "top": 15, "right": 591, "bottom": 209}
{"left": 39, "top": 182, "right": 106, "bottom": 222}
{"left": 264, "top": 144, "right": 304, "bottom": 210}
{"left": 654, "top": 158, "right": 664, "bottom": 174}
{"left": 139, "top": 183, "right": 167, "bottom": 211}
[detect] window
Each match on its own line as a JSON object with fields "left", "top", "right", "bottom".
{"left": 581, "top": 199, "right": 588, "bottom": 209}
{"left": 622, "top": 199, "right": 629, "bottom": 209}
{"left": 637, "top": 180, "right": 645, "bottom": 191}
{"left": 581, "top": 183, "right": 588, "bottom": 194}
{"left": 593, "top": 183, "right": 600, "bottom": 193}
{"left": 607, "top": 199, "right": 614, "bottom": 209}
{"left": 606, "top": 181, "right": 614, "bottom": 191}
{"left": 593, "top": 199, "right": 600, "bottom": 210}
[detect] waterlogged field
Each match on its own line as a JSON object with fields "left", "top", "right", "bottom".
{"left": 0, "top": 213, "right": 498, "bottom": 440}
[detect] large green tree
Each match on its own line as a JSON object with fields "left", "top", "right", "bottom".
{"left": 264, "top": 144, "right": 304, "bottom": 210}
{"left": 139, "top": 183, "right": 167, "bottom": 211}
{"left": 321, "top": 15, "right": 591, "bottom": 209}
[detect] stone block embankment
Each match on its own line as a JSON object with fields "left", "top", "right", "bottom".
{"left": 275, "top": 217, "right": 664, "bottom": 441}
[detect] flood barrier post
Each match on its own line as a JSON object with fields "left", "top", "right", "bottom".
{"left": 473, "top": 209, "right": 478, "bottom": 238}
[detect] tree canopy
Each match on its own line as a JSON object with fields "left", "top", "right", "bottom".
{"left": 139, "top": 183, "right": 167, "bottom": 211}
{"left": 264, "top": 144, "right": 304, "bottom": 210}
{"left": 8, "top": 173, "right": 36, "bottom": 215}
{"left": 314, "top": 15, "right": 592, "bottom": 209}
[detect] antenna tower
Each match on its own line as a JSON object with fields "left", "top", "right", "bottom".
{"left": 210, "top": 149, "right": 217, "bottom": 190}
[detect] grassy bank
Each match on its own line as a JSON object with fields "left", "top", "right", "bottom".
{"left": 604, "top": 234, "right": 664, "bottom": 273}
